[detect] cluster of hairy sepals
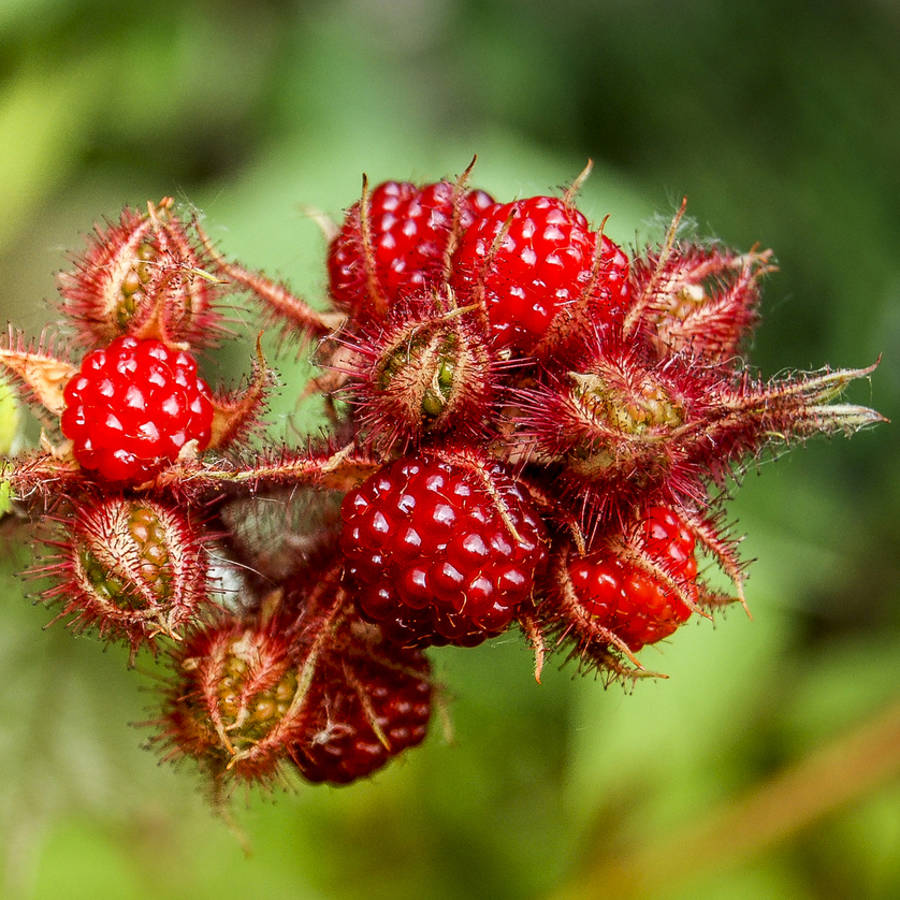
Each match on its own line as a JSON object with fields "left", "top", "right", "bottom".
{"left": 157, "top": 581, "right": 432, "bottom": 790}
{"left": 0, "top": 166, "right": 883, "bottom": 798}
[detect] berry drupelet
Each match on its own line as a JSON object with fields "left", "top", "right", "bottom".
{"left": 340, "top": 453, "right": 549, "bottom": 647}
{"left": 451, "top": 195, "right": 630, "bottom": 352}
{"left": 567, "top": 506, "right": 699, "bottom": 652}
{"left": 328, "top": 179, "right": 494, "bottom": 317}
{"left": 60, "top": 335, "right": 213, "bottom": 484}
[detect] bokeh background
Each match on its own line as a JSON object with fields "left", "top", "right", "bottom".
{"left": 1, "top": 1, "right": 897, "bottom": 898}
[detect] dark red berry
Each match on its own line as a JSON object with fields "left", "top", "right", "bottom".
{"left": 295, "top": 645, "right": 432, "bottom": 785}
{"left": 451, "top": 195, "right": 629, "bottom": 351}
{"left": 340, "top": 453, "right": 548, "bottom": 646}
{"left": 328, "top": 180, "right": 494, "bottom": 316}
{"left": 60, "top": 335, "right": 213, "bottom": 483}
{"left": 568, "top": 507, "right": 698, "bottom": 651}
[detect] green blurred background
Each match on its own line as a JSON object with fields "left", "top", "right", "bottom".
{"left": 1, "top": 1, "right": 897, "bottom": 897}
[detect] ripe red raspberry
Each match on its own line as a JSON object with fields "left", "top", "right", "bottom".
{"left": 60, "top": 335, "right": 213, "bottom": 483}
{"left": 567, "top": 507, "right": 698, "bottom": 651}
{"left": 328, "top": 180, "right": 494, "bottom": 316}
{"left": 340, "top": 454, "right": 548, "bottom": 647}
{"left": 295, "top": 645, "right": 432, "bottom": 785}
{"left": 451, "top": 195, "right": 630, "bottom": 351}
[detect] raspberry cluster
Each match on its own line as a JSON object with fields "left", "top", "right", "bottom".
{"left": 0, "top": 165, "right": 882, "bottom": 804}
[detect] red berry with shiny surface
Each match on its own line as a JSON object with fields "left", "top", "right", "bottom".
{"left": 567, "top": 507, "right": 698, "bottom": 651}
{"left": 328, "top": 180, "right": 494, "bottom": 316}
{"left": 60, "top": 335, "right": 213, "bottom": 484}
{"left": 340, "top": 454, "right": 548, "bottom": 646}
{"left": 295, "top": 646, "right": 432, "bottom": 785}
{"left": 451, "top": 195, "right": 630, "bottom": 351}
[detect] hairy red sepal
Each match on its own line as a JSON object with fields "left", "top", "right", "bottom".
{"left": 36, "top": 496, "right": 210, "bottom": 662}
{"left": 58, "top": 197, "right": 225, "bottom": 350}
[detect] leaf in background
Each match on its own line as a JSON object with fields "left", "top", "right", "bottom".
{"left": 0, "top": 59, "right": 104, "bottom": 252}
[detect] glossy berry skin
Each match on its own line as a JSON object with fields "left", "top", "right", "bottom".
{"left": 340, "top": 455, "right": 548, "bottom": 647}
{"left": 295, "top": 647, "right": 432, "bottom": 785}
{"left": 61, "top": 335, "right": 213, "bottom": 484}
{"left": 451, "top": 195, "right": 629, "bottom": 351}
{"left": 328, "top": 180, "right": 494, "bottom": 316}
{"left": 568, "top": 507, "right": 698, "bottom": 651}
